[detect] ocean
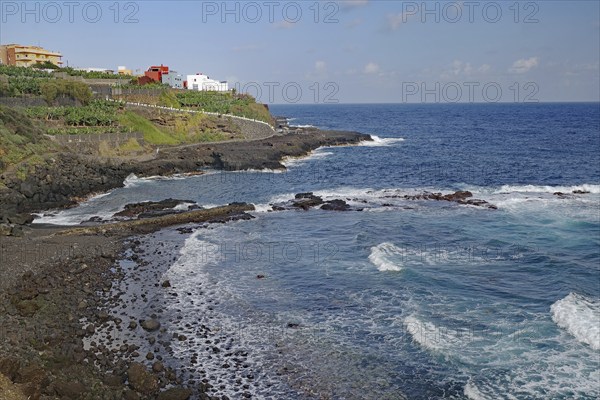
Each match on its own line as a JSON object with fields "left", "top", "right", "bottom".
{"left": 36, "top": 103, "right": 600, "bottom": 399}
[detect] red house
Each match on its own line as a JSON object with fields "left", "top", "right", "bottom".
{"left": 144, "top": 65, "right": 169, "bottom": 83}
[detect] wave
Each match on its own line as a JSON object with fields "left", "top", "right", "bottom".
{"left": 463, "top": 381, "right": 489, "bottom": 400}
{"left": 172, "top": 202, "right": 196, "bottom": 211}
{"left": 290, "top": 124, "right": 315, "bottom": 128}
{"left": 251, "top": 203, "right": 273, "bottom": 213}
{"left": 369, "top": 243, "right": 403, "bottom": 272}
{"left": 493, "top": 184, "right": 600, "bottom": 195}
{"left": 242, "top": 168, "right": 285, "bottom": 174}
{"left": 403, "top": 314, "right": 475, "bottom": 352}
{"left": 281, "top": 149, "right": 334, "bottom": 167}
{"left": 32, "top": 208, "right": 117, "bottom": 226}
{"left": 551, "top": 292, "right": 600, "bottom": 350}
{"left": 123, "top": 173, "right": 198, "bottom": 188}
{"left": 358, "top": 135, "right": 405, "bottom": 147}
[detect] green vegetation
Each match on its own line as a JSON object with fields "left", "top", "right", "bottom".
{"left": 0, "top": 67, "right": 92, "bottom": 104}
{"left": 0, "top": 64, "right": 53, "bottom": 78}
{"left": 118, "top": 111, "right": 178, "bottom": 145}
{"left": 39, "top": 80, "right": 92, "bottom": 105}
{"left": 58, "top": 66, "right": 133, "bottom": 80}
{"left": 32, "top": 61, "right": 61, "bottom": 70}
{"left": 0, "top": 106, "right": 57, "bottom": 172}
{"left": 0, "top": 66, "right": 275, "bottom": 158}
{"left": 175, "top": 91, "right": 272, "bottom": 123}
{"left": 25, "top": 100, "right": 121, "bottom": 126}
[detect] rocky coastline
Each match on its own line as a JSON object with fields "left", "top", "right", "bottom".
{"left": 0, "top": 128, "right": 369, "bottom": 234}
{"left": 0, "top": 129, "right": 371, "bottom": 399}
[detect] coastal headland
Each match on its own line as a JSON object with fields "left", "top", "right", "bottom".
{"left": 0, "top": 102, "right": 371, "bottom": 398}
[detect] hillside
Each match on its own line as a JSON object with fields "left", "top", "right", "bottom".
{"left": 0, "top": 106, "right": 58, "bottom": 175}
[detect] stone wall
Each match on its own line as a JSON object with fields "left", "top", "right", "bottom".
{"left": 50, "top": 132, "right": 145, "bottom": 149}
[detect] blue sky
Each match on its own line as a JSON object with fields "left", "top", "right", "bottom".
{"left": 1, "top": 0, "right": 599, "bottom": 103}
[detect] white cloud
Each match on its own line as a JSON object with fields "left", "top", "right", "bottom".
{"left": 509, "top": 57, "right": 539, "bottom": 74}
{"left": 364, "top": 62, "right": 380, "bottom": 74}
{"left": 315, "top": 61, "right": 327, "bottom": 73}
{"left": 386, "top": 6, "right": 422, "bottom": 30}
{"left": 440, "top": 60, "right": 493, "bottom": 79}
{"left": 478, "top": 64, "right": 491, "bottom": 73}
{"left": 387, "top": 13, "right": 405, "bottom": 30}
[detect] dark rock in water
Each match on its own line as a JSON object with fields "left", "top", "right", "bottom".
{"left": 157, "top": 388, "right": 193, "bottom": 400}
{"left": 86, "top": 216, "right": 103, "bottom": 223}
{"left": 443, "top": 190, "right": 472, "bottom": 201}
{"left": 403, "top": 191, "right": 496, "bottom": 209}
{"left": 295, "top": 192, "right": 317, "bottom": 199}
{"left": 287, "top": 323, "right": 300, "bottom": 328}
{"left": 554, "top": 192, "right": 565, "bottom": 196}
{"left": 127, "top": 363, "right": 159, "bottom": 394}
{"left": 85, "top": 324, "right": 96, "bottom": 335}
{"left": 292, "top": 192, "right": 324, "bottom": 210}
{"left": 573, "top": 190, "right": 590, "bottom": 194}
{"left": 141, "top": 319, "right": 161, "bottom": 332}
{"left": 114, "top": 199, "right": 196, "bottom": 218}
{"left": 256, "top": 274, "right": 266, "bottom": 279}
{"left": 161, "top": 280, "right": 171, "bottom": 288}
{"left": 152, "top": 361, "right": 164, "bottom": 373}
{"left": 321, "top": 199, "right": 351, "bottom": 211}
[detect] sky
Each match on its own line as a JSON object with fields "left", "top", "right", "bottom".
{"left": 1, "top": 0, "right": 599, "bottom": 104}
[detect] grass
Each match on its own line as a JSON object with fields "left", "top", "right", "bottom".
{"left": 118, "top": 111, "right": 178, "bottom": 145}
{"left": 0, "top": 106, "right": 57, "bottom": 173}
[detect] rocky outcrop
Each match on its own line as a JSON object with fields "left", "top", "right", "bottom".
{"left": 0, "top": 130, "right": 370, "bottom": 234}
{"left": 396, "top": 191, "right": 497, "bottom": 209}
{"left": 113, "top": 199, "right": 197, "bottom": 219}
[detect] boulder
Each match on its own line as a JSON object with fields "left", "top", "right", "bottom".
{"left": 54, "top": 381, "right": 86, "bottom": 399}
{"left": 321, "top": 199, "right": 351, "bottom": 211}
{"left": 140, "top": 319, "right": 161, "bottom": 332}
{"left": 127, "top": 363, "right": 159, "bottom": 395}
{"left": 157, "top": 388, "right": 193, "bottom": 400}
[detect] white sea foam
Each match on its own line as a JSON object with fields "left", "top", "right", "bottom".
{"left": 403, "top": 314, "right": 474, "bottom": 352}
{"left": 281, "top": 149, "right": 334, "bottom": 167}
{"left": 463, "top": 381, "right": 489, "bottom": 400}
{"left": 172, "top": 202, "right": 196, "bottom": 211}
{"left": 251, "top": 203, "right": 272, "bottom": 213}
{"left": 369, "top": 243, "right": 403, "bottom": 272}
{"left": 32, "top": 208, "right": 118, "bottom": 226}
{"left": 243, "top": 168, "right": 285, "bottom": 174}
{"left": 551, "top": 292, "right": 600, "bottom": 350}
{"left": 358, "top": 135, "right": 405, "bottom": 147}
{"left": 123, "top": 172, "right": 195, "bottom": 188}
{"left": 494, "top": 184, "right": 600, "bottom": 195}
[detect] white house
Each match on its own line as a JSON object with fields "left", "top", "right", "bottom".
{"left": 186, "top": 73, "right": 229, "bottom": 92}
